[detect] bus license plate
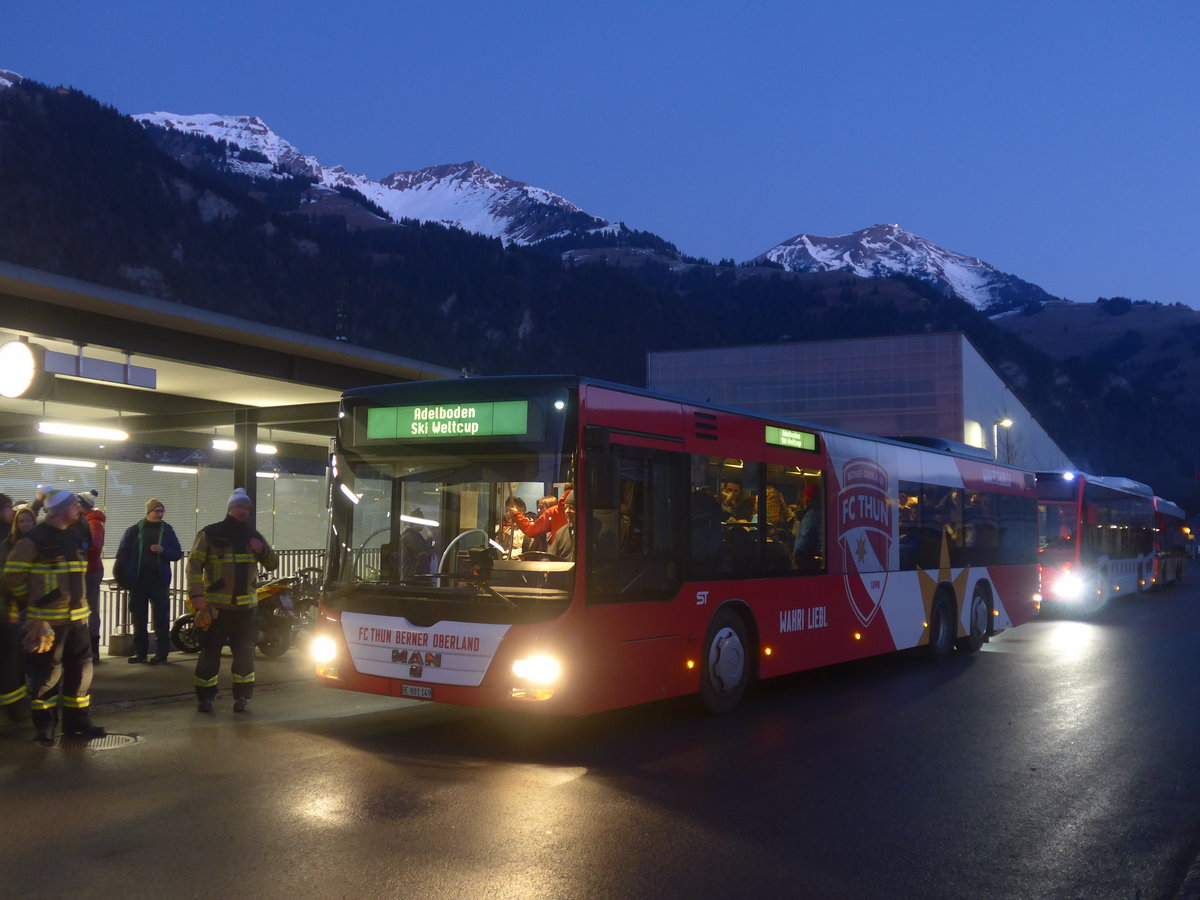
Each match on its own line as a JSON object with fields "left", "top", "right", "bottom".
{"left": 402, "top": 684, "right": 433, "bottom": 700}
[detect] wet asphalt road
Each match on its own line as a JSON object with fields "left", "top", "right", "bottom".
{"left": 2, "top": 585, "right": 1200, "bottom": 899}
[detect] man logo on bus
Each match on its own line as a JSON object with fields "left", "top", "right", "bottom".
{"left": 838, "top": 457, "right": 892, "bottom": 627}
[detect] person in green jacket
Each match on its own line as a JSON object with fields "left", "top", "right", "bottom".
{"left": 114, "top": 498, "right": 183, "bottom": 664}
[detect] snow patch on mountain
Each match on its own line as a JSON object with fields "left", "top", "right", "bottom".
{"left": 134, "top": 112, "right": 610, "bottom": 244}
{"left": 0, "top": 69, "right": 23, "bottom": 89}
{"left": 754, "top": 224, "right": 1056, "bottom": 309}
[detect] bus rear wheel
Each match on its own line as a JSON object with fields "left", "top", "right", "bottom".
{"left": 955, "top": 586, "right": 991, "bottom": 653}
{"left": 927, "top": 591, "right": 955, "bottom": 661}
{"left": 700, "top": 609, "right": 751, "bottom": 714}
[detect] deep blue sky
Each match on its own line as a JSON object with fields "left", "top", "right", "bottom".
{"left": 5, "top": 1, "right": 1197, "bottom": 305}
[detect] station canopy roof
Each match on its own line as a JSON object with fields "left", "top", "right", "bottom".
{"left": 0, "top": 260, "right": 458, "bottom": 462}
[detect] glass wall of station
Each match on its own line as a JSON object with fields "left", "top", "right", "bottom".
{"left": 0, "top": 453, "right": 328, "bottom": 553}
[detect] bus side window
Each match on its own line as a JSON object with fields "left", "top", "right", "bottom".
{"left": 588, "top": 446, "right": 683, "bottom": 603}
{"left": 898, "top": 483, "right": 920, "bottom": 571}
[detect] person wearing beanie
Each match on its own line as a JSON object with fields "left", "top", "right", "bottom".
{"left": 2, "top": 486, "right": 106, "bottom": 742}
{"left": 187, "top": 486, "right": 278, "bottom": 713}
{"left": 113, "top": 498, "right": 182, "bottom": 664}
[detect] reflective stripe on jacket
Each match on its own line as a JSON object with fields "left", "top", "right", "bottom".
{"left": 2, "top": 522, "right": 88, "bottom": 623}
{"left": 187, "top": 517, "right": 278, "bottom": 609}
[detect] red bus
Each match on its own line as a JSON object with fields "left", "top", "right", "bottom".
{"left": 312, "top": 376, "right": 1041, "bottom": 714}
{"left": 1152, "top": 496, "right": 1187, "bottom": 588}
{"left": 1036, "top": 471, "right": 1155, "bottom": 616}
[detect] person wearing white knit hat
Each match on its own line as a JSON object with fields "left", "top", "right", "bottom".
{"left": 186, "top": 486, "right": 278, "bottom": 714}
{"left": 2, "top": 486, "right": 106, "bottom": 741}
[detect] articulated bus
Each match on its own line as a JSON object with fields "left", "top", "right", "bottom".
{"left": 312, "top": 376, "right": 1041, "bottom": 714}
{"left": 1036, "top": 471, "right": 1156, "bottom": 616}
{"left": 1152, "top": 496, "right": 1187, "bottom": 588}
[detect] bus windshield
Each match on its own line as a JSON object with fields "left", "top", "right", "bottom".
{"left": 326, "top": 445, "right": 576, "bottom": 614}
{"left": 1038, "top": 501, "right": 1077, "bottom": 552}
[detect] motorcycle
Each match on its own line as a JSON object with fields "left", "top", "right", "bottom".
{"left": 170, "top": 567, "right": 321, "bottom": 657}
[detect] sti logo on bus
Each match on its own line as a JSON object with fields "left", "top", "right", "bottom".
{"left": 838, "top": 457, "right": 892, "bottom": 627}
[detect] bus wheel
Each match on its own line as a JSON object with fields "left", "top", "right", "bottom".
{"left": 927, "top": 591, "right": 955, "bottom": 661}
{"left": 955, "top": 586, "right": 990, "bottom": 653}
{"left": 700, "top": 609, "right": 750, "bottom": 714}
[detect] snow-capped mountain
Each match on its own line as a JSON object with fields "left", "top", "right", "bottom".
{"left": 754, "top": 224, "right": 1057, "bottom": 310}
{"left": 0, "top": 69, "right": 22, "bottom": 89}
{"left": 134, "top": 112, "right": 610, "bottom": 245}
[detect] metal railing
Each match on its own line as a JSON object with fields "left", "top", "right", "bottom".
{"left": 96, "top": 549, "right": 325, "bottom": 645}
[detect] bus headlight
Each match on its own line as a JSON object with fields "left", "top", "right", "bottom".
{"left": 312, "top": 635, "right": 339, "bottom": 664}
{"left": 1053, "top": 573, "right": 1085, "bottom": 600}
{"left": 512, "top": 654, "right": 561, "bottom": 685}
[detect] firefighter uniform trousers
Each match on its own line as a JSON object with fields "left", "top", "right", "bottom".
{"left": 0, "top": 607, "right": 30, "bottom": 715}
{"left": 29, "top": 620, "right": 93, "bottom": 729}
{"left": 194, "top": 606, "right": 256, "bottom": 702}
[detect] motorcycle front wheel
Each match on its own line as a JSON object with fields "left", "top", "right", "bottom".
{"left": 256, "top": 613, "right": 291, "bottom": 658}
{"left": 170, "top": 614, "right": 201, "bottom": 653}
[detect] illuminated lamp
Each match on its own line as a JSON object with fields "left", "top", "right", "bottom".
{"left": 0, "top": 340, "right": 50, "bottom": 399}
{"left": 38, "top": 421, "right": 128, "bottom": 441}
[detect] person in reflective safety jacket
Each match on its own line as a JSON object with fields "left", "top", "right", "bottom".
{"left": 187, "top": 488, "right": 278, "bottom": 714}
{"left": 2, "top": 488, "right": 106, "bottom": 743}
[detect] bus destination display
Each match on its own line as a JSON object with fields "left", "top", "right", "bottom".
{"left": 367, "top": 401, "right": 530, "bottom": 439}
{"left": 765, "top": 425, "right": 818, "bottom": 452}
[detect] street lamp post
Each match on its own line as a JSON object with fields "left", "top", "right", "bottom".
{"left": 993, "top": 417, "right": 1013, "bottom": 462}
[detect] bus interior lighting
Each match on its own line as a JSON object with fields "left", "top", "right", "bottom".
{"left": 338, "top": 483, "right": 360, "bottom": 504}
{"left": 400, "top": 512, "right": 440, "bottom": 527}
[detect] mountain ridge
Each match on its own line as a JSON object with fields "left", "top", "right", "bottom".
{"left": 2, "top": 70, "right": 1198, "bottom": 509}
{"left": 133, "top": 108, "right": 1053, "bottom": 310}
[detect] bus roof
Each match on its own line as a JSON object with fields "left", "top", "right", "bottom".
{"left": 342, "top": 374, "right": 1028, "bottom": 469}
{"left": 1036, "top": 470, "right": 1154, "bottom": 498}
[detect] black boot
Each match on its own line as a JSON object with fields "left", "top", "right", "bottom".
{"left": 32, "top": 707, "right": 57, "bottom": 743}
{"left": 62, "top": 707, "right": 107, "bottom": 740}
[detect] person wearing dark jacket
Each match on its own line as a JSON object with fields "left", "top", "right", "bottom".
{"left": 3, "top": 488, "right": 105, "bottom": 742}
{"left": 187, "top": 488, "right": 278, "bottom": 714}
{"left": 114, "top": 498, "right": 183, "bottom": 664}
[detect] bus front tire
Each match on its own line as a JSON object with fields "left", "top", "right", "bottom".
{"left": 700, "top": 609, "right": 751, "bottom": 714}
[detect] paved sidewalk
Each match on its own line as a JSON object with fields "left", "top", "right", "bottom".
{"left": 90, "top": 646, "right": 314, "bottom": 709}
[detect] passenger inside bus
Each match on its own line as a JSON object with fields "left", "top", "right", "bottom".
{"left": 496, "top": 496, "right": 535, "bottom": 558}
{"left": 547, "top": 495, "right": 577, "bottom": 561}
{"left": 792, "top": 482, "right": 822, "bottom": 572}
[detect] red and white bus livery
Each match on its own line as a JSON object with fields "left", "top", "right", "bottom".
{"left": 1152, "top": 495, "right": 1187, "bottom": 588}
{"left": 312, "top": 376, "right": 1041, "bottom": 714}
{"left": 1036, "top": 471, "right": 1156, "bottom": 616}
